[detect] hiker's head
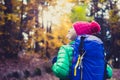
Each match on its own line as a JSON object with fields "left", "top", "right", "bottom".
{"left": 66, "top": 21, "right": 101, "bottom": 40}
{"left": 66, "top": 28, "right": 77, "bottom": 40}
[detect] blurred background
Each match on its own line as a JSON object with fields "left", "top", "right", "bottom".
{"left": 0, "top": 0, "right": 120, "bottom": 80}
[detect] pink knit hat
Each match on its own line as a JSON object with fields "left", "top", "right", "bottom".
{"left": 73, "top": 21, "right": 101, "bottom": 35}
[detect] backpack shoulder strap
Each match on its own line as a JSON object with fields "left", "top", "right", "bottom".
{"left": 73, "top": 36, "right": 86, "bottom": 77}
{"left": 79, "top": 36, "right": 86, "bottom": 56}
{"left": 79, "top": 36, "right": 86, "bottom": 80}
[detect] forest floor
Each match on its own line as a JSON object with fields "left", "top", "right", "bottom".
{"left": 0, "top": 53, "right": 120, "bottom": 80}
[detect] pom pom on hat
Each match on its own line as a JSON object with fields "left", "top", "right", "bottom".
{"left": 90, "top": 21, "right": 101, "bottom": 34}
{"left": 73, "top": 21, "right": 101, "bottom": 35}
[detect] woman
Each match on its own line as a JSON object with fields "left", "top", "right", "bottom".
{"left": 52, "top": 21, "right": 111, "bottom": 80}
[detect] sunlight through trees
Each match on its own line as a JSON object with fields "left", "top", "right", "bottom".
{"left": 0, "top": 0, "right": 120, "bottom": 68}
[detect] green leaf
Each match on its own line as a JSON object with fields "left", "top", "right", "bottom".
{"left": 70, "top": 4, "right": 93, "bottom": 22}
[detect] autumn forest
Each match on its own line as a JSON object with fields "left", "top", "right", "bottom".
{"left": 0, "top": 0, "right": 120, "bottom": 80}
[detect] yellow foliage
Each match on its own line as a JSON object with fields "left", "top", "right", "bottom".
{"left": 0, "top": 32, "right": 4, "bottom": 35}
{"left": 0, "top": 5, "right": 7, "bottom": 10}
{"left": 52, "top": 21, "right": 72, "bottom": 47}
{"left": 67, "top": 0, "right": 90, "bottom": 3}
{"left": 26, "top": 17, "right": 36, "bottom": 28}
{"left": 29, "top": 0, "right": 36, "bottom": 4}
{"left": 34, "top": 29, "right": 46, "bottom": 41}
{"left": 109, "top": 10, "right": 119, "bottom": 23}
{"left": 6, "top": 14, "right": 20, "bottom": 22}
{"left": 53, "top": 15, "right": 72, "bottom": 42}
{"left": 0, "top": 12, "right": 5, "bottom": 26}
{"left": 0, "top": 0, "right": 74, "bottom": 56}
{"left": 11, "top": 0, "right": 22, "bottom": 7}
{"left": 0, "top": 21, "right": 5, "bottom": 25}
{"left": 25, "top": 6, "right": 30, "bottom": 12}
{"left": 99, "top": 0, "right": 107, "bottom": 3}
{"left": 0, "top": 11, "right": 4, "bottom": 15}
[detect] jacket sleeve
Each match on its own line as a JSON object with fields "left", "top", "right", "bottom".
{"left": 52, "top": 45, "right": 73, "bottom": 78}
